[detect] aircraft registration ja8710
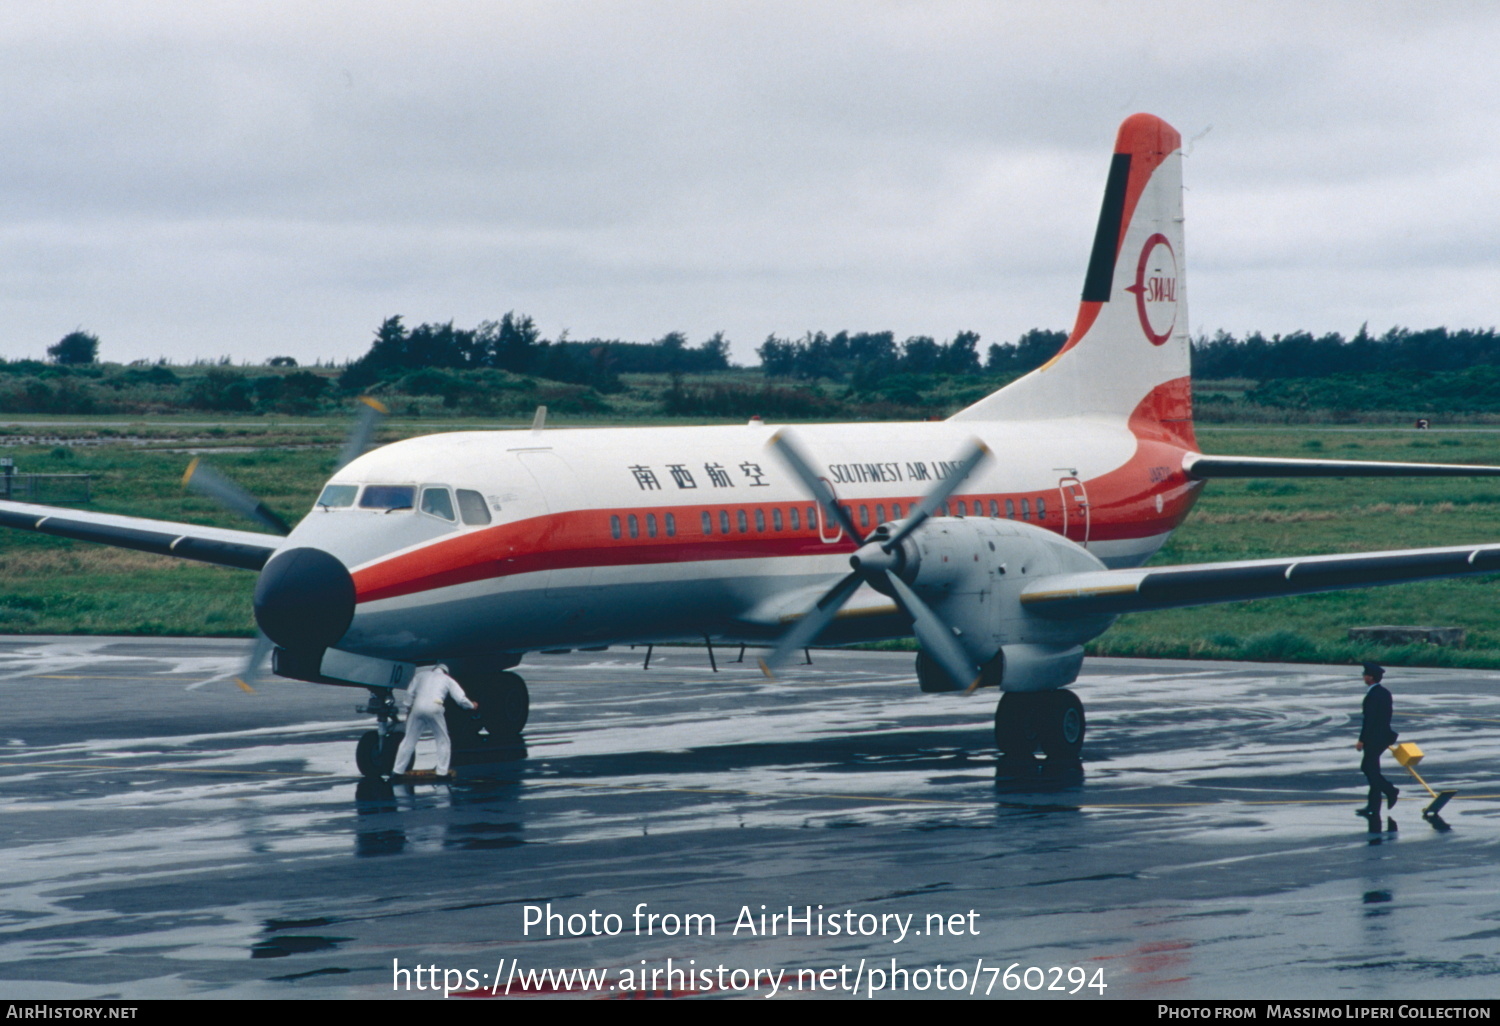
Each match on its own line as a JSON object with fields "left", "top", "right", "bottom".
{"left": 7, "top": 112, "right": 1500, "bottom": 775}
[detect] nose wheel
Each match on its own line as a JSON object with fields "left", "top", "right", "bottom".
{"left": 994, "top": 689, "right": 1085, "bottom": 763}
{"left": 355, "top": 728, "right": 404, "bottom": 778}
{"left": 355, "top": 689, "right": 405, "bottom": 778}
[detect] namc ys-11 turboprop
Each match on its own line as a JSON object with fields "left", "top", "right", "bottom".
{"left": 6, "top": 112, "right": 1500, "bottom": 774}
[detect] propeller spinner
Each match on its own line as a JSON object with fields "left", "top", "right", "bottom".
{"left": 759, "top": 431, "right": 991, "bottom": 689}
{"left": 182, "top": 397, "right": 388, "bottom": 685}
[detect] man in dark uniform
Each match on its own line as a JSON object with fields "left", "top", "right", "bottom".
{"left": 1355, "top": 662, "right": 1399, "bottom": 816}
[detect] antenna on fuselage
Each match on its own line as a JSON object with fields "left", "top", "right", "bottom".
{"left": 531, "top": 405, "right": 547, "bottom": 433}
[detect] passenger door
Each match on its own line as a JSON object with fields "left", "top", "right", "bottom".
{"left": 1057, "top": 475, "right": 1090, "bottom": 548}
{"left": 516, "top": 449, "right": 593, "bottom": 596}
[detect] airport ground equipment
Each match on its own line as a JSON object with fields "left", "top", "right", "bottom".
{"left": 1390, "top": 741, "right": 1457, "bottom": 819}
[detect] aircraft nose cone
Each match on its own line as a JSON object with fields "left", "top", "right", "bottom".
{"left": 253, "top": 547, "right": 356, "bottom": 651}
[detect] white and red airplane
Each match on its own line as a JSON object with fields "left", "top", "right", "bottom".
{"left": 6, "top": 113, "right": 1500, "bottom": 774}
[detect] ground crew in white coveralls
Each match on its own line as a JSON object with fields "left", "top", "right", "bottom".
{"left": 391, "top": 663, "right": 477, "bottom": 778}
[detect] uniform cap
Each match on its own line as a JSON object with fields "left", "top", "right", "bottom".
{"left": 1361, "top": 662, "right": 1385, "bottom": 681}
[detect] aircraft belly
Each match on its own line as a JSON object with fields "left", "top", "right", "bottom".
{"left": 1088, "top": 531, "right": 1172, "bottom": 569}
{"left": 345, "top": 551, "right": 863, "bottom": 658}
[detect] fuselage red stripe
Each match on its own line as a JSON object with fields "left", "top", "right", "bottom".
{"left": 351, "top": 379, "right": 1204, "bottom": 605}
{"left": 352, "top": 484, "right": 1196, "bottom": 603}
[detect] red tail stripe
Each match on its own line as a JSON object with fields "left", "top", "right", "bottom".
{"left": 1113, "top": 113, "right": 1180, "bottom": 265}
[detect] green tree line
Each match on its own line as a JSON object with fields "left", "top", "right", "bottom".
{"left": 6, "top": 318, "right": 1500, "bottom": 421}
{"left": 1192, "top": 325, "right": 1500, "bottom": 379}
{"left": 338, "top": 315, "right": 732, "bottom": 393}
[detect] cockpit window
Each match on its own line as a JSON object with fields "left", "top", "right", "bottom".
{"left": 420, "top": 487, "right": 456, "bottom": 521}
{"left": 359, "top": 485, "right": 416, "bottom": 511}
{"left": 456, "top": 489, "right": 491, "bottom": 526}
{"left": 316, "top": 484, "right": 358, "bottom": 508}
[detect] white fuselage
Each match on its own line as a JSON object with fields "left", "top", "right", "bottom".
{"left": 285, "top": 417, "right": 1201, "bottom": 664}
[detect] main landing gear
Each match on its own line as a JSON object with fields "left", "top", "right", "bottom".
{"left": 445, "top": 669, "right": 529, "bottom": 748}
{"left": 994, "top": 689, "right": 1085, "bottom": 764}
{"left": 355, "top": 670, "right": 531, "bottom": 778}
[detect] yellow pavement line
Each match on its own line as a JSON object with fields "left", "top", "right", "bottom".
{"left": 1, "top": 758, "right": 1497, "bottom": 812}
{"left": 1076, "top": 796, "right": 1500, "bottom": 808}
{"left": 36, "top": 674, "right": 262, "bottom": 690}
{"left": 1398, "top": 710, "right": 1500, "bottom": 724}
{"left": 537, "top": 779, "right": 1500, "bottom": 810}
{"left": 38, "top": 675, "right": 211, "bottom": 681}
{"left": 546, "top": 779, "right": 978, "bottom": 808}
{"left": 0, "top": 760, "right": 331, "bottom": 778}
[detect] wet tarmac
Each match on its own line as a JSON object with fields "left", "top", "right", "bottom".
{"left": 1, "top": 637, "right": 1499, "bottom": 1000}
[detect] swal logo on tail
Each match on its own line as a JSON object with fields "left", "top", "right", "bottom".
{"left": 1126, "top": 233, "right": 1178, "bottom": 346}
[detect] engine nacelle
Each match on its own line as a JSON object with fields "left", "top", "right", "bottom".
{"left": 891, "top": 517, "right": 1115, "bottom": 692}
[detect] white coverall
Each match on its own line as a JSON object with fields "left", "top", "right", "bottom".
{"left": 392, "top": 665, "right": 476, "bottom": 776}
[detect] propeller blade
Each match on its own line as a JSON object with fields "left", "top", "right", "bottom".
{"left": 881, "top": 439, "right": 990, "bottom": 553}
{"left": 885, "top": 572, "right": 978, "bottom": 691}
{"left": 767, "top": 431, "right": 864, "bottom": 544}
{"left": 758, "top": 571, "right": 864, "bottom": 678}
{"left": 335, "top": 396, "right": 389, "bottom": 473}
{"left": 236, "top": 632, "right": 274, "bottom": 692}
{"left": 182, "top": 458, "right": 292, "bottom": 536}
{"left": 187, "top": 631, "right": 272, "bottom": 693}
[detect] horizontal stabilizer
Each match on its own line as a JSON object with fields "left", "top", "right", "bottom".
{"left": 0, "top": 499, "right": 281, "bottom": 571}
{"left": 1185, "top": 454, "right": 1500, "bottom": 479}
{"left": 1020, "top": 542, "right": 1500, "bottom": 618}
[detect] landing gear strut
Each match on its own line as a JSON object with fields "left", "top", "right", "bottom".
{"left": 355, "top": 668, "right": 532, "bottom": 777}
{"left": 355, "top": 689, "right": 405, "bottom": 778}
{"left": 994, "top": 689, "right": 1085, "bottom": 763}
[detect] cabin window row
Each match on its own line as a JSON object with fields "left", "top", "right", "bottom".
{"left": 698, "top": 505, "right": 823, "bottom": 535}
{"left": 609, "top": 511, "right": 679, "bottom": 540}
{"left": 606, "top": 496, "right": 1046, "bottom": 541}
{"left": 940, "top": 497, "right": 1045, "bottom": 521}
{"left": 839, "top": 498, "right": 1045, "bottom": 525}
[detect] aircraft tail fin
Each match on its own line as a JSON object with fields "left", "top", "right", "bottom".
{"left": 950, "top": 113, "right": 1192, "bottom": 445}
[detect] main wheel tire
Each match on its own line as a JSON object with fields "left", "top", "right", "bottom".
{"left": 357, "top": 730, "right": 406, "bottom": 777}
{"left": 1035, "top": 689, "right": 1085, "bottom": 762}
{"left": 452, "top": 669, "right": 530, "bottom": 737}
{"left": 482, "top": 671, "right": 529, "bottom": 736}
{"left": 994, "top": 692, "right": 1039, "bottom": 758}
{"left": 356, "top": 730, "right": 382, "bottom": 777}
{"left": 916, "top": 651, "right": 958, "bottom": 692}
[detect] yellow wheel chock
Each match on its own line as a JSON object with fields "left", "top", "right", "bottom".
{"left": 1389, "top": 742, "right": 1457, "bottom": 818}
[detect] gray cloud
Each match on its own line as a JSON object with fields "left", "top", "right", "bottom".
{"left": 1, "top": 0, "right": 1497, "bottom": 365}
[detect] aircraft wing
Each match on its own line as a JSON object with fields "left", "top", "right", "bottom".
{"left": 1184, "top": 453, "right": 1500, "bottom": 478}
{"left": 0, "top": 499, "right": 281, "bottom": 571}
{"left": 1019, "top": 542, "right": 1500, "bottom": 619}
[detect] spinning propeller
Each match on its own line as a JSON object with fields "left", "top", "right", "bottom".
{"left": 181, "top": 459, "right": 292, "bottom": 536}
{"left": 182, "top": 397, "right": 388, "bottom": 690}
{"left": 759, "top": 431, "right": 990, "bottom": 689}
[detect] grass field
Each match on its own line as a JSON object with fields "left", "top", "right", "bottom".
{"left": 1095, "top": 426, "right": 1500, "bottom": 667}
{"left": 4, "top": 415, "right": 1500, "bottom": 669}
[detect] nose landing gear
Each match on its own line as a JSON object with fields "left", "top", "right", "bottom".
{"left": 355, "top": 690, "right": 405, "bottom": 778}
{"left": 355, "top": 669, "right": 532, "bottom": 777}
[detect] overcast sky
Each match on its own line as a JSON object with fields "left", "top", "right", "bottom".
{"left": 2, "top": 1, "right": 1497, "bottom": 366}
